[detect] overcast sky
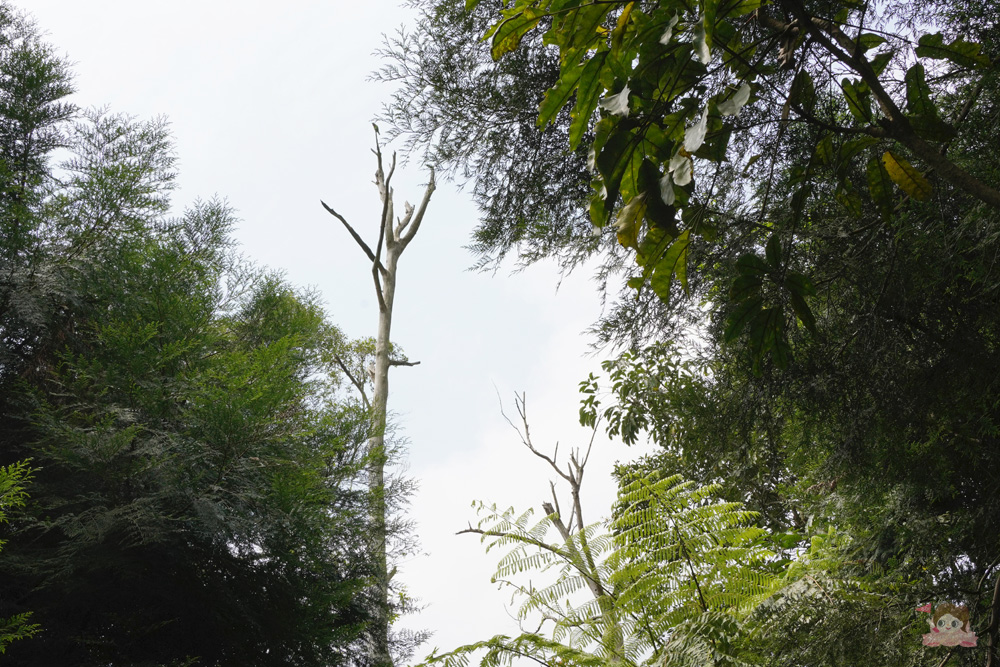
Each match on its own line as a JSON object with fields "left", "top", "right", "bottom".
{"left": 26, "top": 1, "right": 653, "bottom": 662}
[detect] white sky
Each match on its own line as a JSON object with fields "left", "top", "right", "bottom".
{"left": 26, "top": 1, "right": 654, "bottom": 662}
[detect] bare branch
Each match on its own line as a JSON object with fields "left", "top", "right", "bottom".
{"left": 372, "top": 265, "right": 388, "bottom": 314}
{"left": 399, "top": 167, "right": 436, "bottom": 247}
{"left": 320, "top": 200, "right": 378, "bottom": 264}
{"left": 332, "top": 353, "right": 370, "bottom": 409}
{"left": 387, "top": 358, "right": 421, "bottom": 367}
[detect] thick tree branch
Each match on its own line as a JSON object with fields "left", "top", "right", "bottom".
{"left": 781, "top": 0, "right": 1000, "bottom": 210}
{"left": 321, "top": 200, "right": 379, "bottom": 265}
{"left": 399, "top": 167, "right": 436, "bottom": 247}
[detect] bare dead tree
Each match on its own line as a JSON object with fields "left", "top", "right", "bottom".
{"left": 322, "top": 128, "right": 434, "bottom": 667}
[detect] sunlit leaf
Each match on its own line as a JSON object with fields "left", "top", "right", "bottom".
{"left": 717, "top": 82, "right": 751, "bottom": 116}
{"left": 882, "top": 151, "right": 932, "bottom": 201}
{"left": 569, "top": 50, "right": 609, "bottom": 149}
{"left": 491, "top": 10, "right": 542, "bottom": 60}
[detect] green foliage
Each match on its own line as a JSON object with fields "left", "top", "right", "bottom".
{"left": 418, "top": 470, "right": 777, "bottom": 667}
{"left": 0, "top": 461, "right": 39, "bottom": 653}
{"left": 0, "top": 7, "right": 374, "bottom": 665}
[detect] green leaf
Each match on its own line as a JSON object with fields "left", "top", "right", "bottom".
{"left": 869, "top": 50, "right": 894, "bottom": 76}
{"left": 866, "top": 155, "right": 894, "bottom": 221}
{"left": 765, "top": 233, "right": 781, "bottom": 268}
{"left": 882, "top": 151, "right": 932, "bottom": 201}
{"left": 693, "top": 18, "right": 710, "bottom": 64}
{"left": 784, "top": 272, "right": 816, "bottom": 297}
{"left": 841, "top": 78, "right": 872, "bottom": 122}
{"left": 538, "top": 51, "right": 586, "bottom": 129}
{"left": 789, "top": 292, "right": 816, "bottom": 333}
{"left": 569, "top": 50, "right": 609, "bottom": 149}
{"left": 703, "top": 0, "right": 720, "bottom": 50}
{"left": 650, "top": 229, "right": 692, "bottom": 299}
{"left": 557, "top": 4, "right": 615, "bottom": 50}
{"left": 491, "top": 10, "right": 542, "bottom": 60}
{"left": 916, "top": 33, "right": 990, "bottom": 69}
{"left": 838, "top": 136, "right": 879, "bottom": 167}
{"left": 788, "top": 70, "right": 815, "bottom": 113}
{"left": 736, "top": 253, "right": 770, "bottom": 278}
{"left": 904, "top": 64, "right": 935, "bottom": 117}
{"left": 724, "top": 295, "right": 763, "bottom": 342}
{"left": 594, "top": 119, "right": 640, "bottom": 224}
{"left": 814, "top": 133, "right": 834, "bottom": 166}
{"left": 855, "top": 33, "right": 886, "bottom": 52}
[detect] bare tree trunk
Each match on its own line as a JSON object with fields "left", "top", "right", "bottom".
{"left": 322, "top": 130, "right": 434, "bottom": 667}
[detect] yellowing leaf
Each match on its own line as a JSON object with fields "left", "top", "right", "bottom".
{"left": 882, "top": 151, "right": 932, "bottom": 201}
{"left": 615, "top": 195, "right": 646, "bottom": 249}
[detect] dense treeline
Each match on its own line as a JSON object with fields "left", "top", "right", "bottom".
{"left": 0, "top": 5, "right": 375, "bottom": 665}
{"left": 383, "top": 0, "right": 1000, "bottom": 665}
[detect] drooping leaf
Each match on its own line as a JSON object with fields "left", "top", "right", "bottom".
{"left": 915, "top": 33, "right": 990, "bottom": 69}
{"left": 539, "top": 51, "right": 587, "bottom": 129}
{"left": 765, "top": 233, "right": 781, "bottom": 268}
{"left": 866, "top": 155, "right": 894, "bottom": 221}
{"left": 692, "top": 17, "right": 710, "bottom": 64}
{"left": 904, "top": 63, "right": 935, "bottom": 117}
{"left": 569, "top": 50, "right": 610, "bottom": 149}
{"left": 841, "top": 78, "right": 872, "bottom": 122}
{"left": 683, "top": 108, "right": 709, "bottom": 152}
{"left": 788, "top": 69, "right": 815, "bottom": 114}
{"left": 882, "top": 151, "right": 932, "bottom": 201}
{"left": 869, "top": 50, "right": 894, "bottom": 76}
{"left": 855, "top": 33, "right": 886, "bottom": 52}
{"left": 717, "top": 82, "right": 751, "bottom": 116}
{"left": 491, "top": 10, "right": 542, "bottom": 60}
{"left": 594, "top": 119, "right": 640, "bottom": 222}
{"left": 724, "top": 295, "right": 763, "bottom": 343}
{"left": 615, "top": 195, "right": 646, "bottom": 249}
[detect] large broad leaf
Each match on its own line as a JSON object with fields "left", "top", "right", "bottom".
{"left": 595, "top": 120, "right": 640, "bottom": 224}
{"left": 855, "top": 33, "right": 886, "bottom": 52}
{"left": 866, "top": 155, "right": 894, "bottom": 221}
{"left": 615, "top": 195, "right": 646, "bottom": 249}
{"left": 538, "top": 50, "right": 587, "bottom": 129}
{"left": 724, "top": 295, "right": 763, "bottom": 343}
{"left": 882, "top": 151, "right": 932, "bottom": 201}
{"left": 765, "top": 233, "right": 781, "bottom": 268}
{"left": 916, "top": 33, "right": 990, "bottom": 69}
{"left": 869, "top": 50, "right": 894, "bottom": 76}
{"left": 788, "top": 70, "right": 815, "bottom": 114}
{"left": 650, "top": 229, "right": 692, "bottom": 299}
{"left": 491, "top": 10, "right": 542, "bottom": 60}
{"left": 904, "top": 64, "right": 935, "bottom": 117}
{"left": 569, "top": 50, "right": 610, "bottom": 150}
{"left": 556, "top": 4, "right": 615, "bottom": 50}
{"left": 841, "top": 78, "right": 872, "bottom": 122}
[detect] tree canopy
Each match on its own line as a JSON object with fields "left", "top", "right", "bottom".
{"left": 383, "top": 0, "right": 1000, "bottom": 664}
{"left": 0, "top": 5, "right": 375, "bottom": 665}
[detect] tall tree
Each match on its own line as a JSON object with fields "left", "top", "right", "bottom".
{"left": 382, "top": 1, "right": 1000, "bottom": 663}
{"left": 322, "top": 132, "right": 435, "bottom": 667}
{"left": 0, "top": 7, "right": 375, "bottom": 664}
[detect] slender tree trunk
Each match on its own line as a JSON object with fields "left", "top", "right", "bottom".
{"left": 322, "top": 132, "right": 434, "bottom": 667}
